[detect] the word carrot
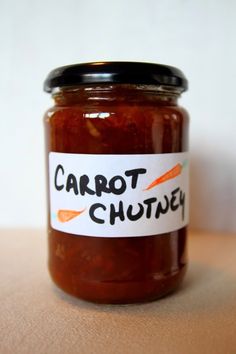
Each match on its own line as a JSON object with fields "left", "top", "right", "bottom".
{"left": 57, "top": 208, "right": 86, "bottom": 223}
{"left": 144, "top": 163, "right": 182, "bottom": 191}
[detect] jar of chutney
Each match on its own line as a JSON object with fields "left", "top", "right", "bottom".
{"left": 43, "top": 61, "right": 189, "bottom": 304}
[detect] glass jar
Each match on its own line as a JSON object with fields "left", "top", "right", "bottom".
{"left": 43, "top": 62, "right": 189, "bottom": 304}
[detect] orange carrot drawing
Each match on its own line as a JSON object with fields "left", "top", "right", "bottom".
{"left": 144, "top": 163, "right": 182, "bottom": 191}
{"left": 57, "top": 208, "right": 86, "bottom": 223}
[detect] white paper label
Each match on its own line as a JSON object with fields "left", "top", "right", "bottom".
{"left": 49, "top": 152, "right": 189, "bottom": 237}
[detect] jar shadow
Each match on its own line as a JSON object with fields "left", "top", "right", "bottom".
{"left": 52, "top": 260, "right": 236, "bottom": 316}
{"left": 189, "top": 152, "right": 235, "bottom": 231}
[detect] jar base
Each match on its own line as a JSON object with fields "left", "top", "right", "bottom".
{"left": 49, "top": 265, "right": 187, "bottom": 305}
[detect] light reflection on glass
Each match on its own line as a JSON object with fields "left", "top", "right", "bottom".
{"left": 84, "top": 112, "right": 110, "bottom": 119}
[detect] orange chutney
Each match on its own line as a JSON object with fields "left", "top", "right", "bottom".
{"left": 44, "top": 62, "right": 189, "bottom": 303}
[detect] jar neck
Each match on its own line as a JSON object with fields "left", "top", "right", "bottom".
{"left": 52, "top": 84, "right": 181, "bottom": 106}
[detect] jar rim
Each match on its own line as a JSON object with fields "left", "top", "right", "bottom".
{"left": 44, "top": 61, "right": 188, "bottom": 93}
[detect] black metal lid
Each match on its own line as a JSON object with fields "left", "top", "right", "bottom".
{"left": 44, "top": 61, "right": 188, "bottom": 93}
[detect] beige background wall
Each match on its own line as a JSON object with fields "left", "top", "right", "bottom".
{"left": 1, "top": 0, "right": 235, "bottom": 232}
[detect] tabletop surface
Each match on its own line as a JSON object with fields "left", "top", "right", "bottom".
{"left": 0, "top": 229, "right": 236, "bottom": 354}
